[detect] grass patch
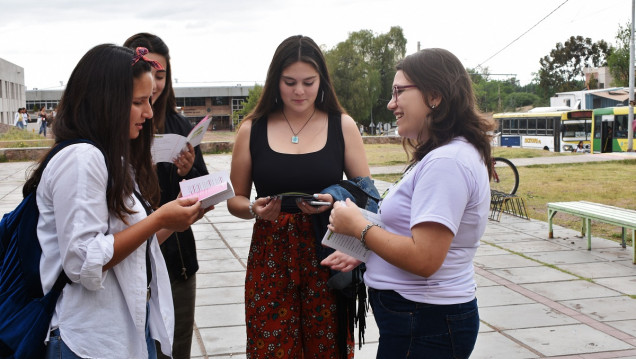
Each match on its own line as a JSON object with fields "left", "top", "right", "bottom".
{"left": 0, "top": 128, "right": 53, "bottom": 148}
{"left": 364, "top": 144, "right": 408, "bottom": 166}
{"left": 492, "top": 147, "right": 577, "bottom": 158}
{"left": 366, "top": 145, "right": 636, "bottom": 245}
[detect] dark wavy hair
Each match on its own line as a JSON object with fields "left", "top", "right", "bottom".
{"left": 245, "top": 35, "right": 345, "bottom": 123}
{"left": 24, "top": 44, "right": 159, "bottom": 221}
{"left": 123, "top": 33, "right": 176, "bottom": 134}
{"left": 397, "top": 48, "right": 496, "bottom": 178}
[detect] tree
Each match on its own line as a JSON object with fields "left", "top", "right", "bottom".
{"left": 536, "top": 36, "right": 611, "bottom": 100}
{"left": 324, "top": 27, "right": 406, "bottom": 128}
{"left": 607, "top": 22, "right": 631, "bottom": 87}
{"left": 469, "top": 68, "right": 538, "bottom": 112}
{"left": 232, "top": 84, "right": 262, "bottom": 128}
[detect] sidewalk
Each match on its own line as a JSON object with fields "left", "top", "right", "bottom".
{"left": 1, "top": 154, "right": 636, "bottom": 358}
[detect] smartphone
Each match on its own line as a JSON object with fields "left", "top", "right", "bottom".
{"left": 309, "top": 201, "right": 331, "bottom": 206}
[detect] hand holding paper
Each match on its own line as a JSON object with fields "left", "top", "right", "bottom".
{"left": 179, "top": 171, "right": 235, "bottom": 208}
{"left": 152, "top": 115, "right": 212, "bottom": 164}
{"left": 321, "top": 201, "right": 383, "bottom": 262}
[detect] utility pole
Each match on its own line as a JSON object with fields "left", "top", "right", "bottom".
{"left": 629, "top": 0, "right": 635, "bottom": 151}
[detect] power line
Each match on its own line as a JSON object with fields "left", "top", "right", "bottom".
{"left": 477, "top": 0, "right": 570, "bottom": 68}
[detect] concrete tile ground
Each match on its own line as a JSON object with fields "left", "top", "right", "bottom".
{"left": 2, "top": 153, "right": 636, "bottom": 358}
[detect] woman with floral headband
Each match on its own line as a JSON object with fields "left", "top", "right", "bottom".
{"left": 124, "top": 32, "right": 210, "bottom": 359}
{"left": 32, "top": 44, "right": 209, "bottom": 359}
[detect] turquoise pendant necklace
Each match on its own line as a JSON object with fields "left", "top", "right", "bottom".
{"left": 282, "top": 108, "right": 316, "bottom": 144}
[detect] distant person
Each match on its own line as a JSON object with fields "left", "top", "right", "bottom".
{"left": 227, "top": 35, "right": 371, "bottom": 358}
{"left": 124, "top": 32, "right": 210, "bottom": 359}
{"left": 38, "top": 107, "right": 48, "bottom": 136}
{"left": 603, "top": 126, "right": 613, "bottom": 152}
{"left": 322, "top": 48, "right": 496, "bottom": 358}
{"left": 34, "top": 44, "right": 209, "bottom": 359}
{"left": 14, "top": 108, "right": 26, "bottom": 129}
{"left": 574, "top": 141, "right": 586, "bottom": 153}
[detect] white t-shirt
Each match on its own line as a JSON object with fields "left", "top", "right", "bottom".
{"left": 37, "top": 143, "right": 174, "bottom": 358}
{"left": 364, "top": 137, "right": 490, "bottom": 305}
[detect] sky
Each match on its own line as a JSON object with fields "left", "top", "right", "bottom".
{"left": 0, "top": 0, "right": 631, "bottom": 91}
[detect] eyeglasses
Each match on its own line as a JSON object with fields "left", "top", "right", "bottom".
{"left": 391, "top": 85, "right": 418, "bottom": 105}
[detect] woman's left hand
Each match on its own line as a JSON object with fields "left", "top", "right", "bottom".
{"left": 321, "top": 251, "right": 361, "bottom": 272}
{"left": 174, "top": 143, "right": 195, "bottom": 176}
{"left": 297, "top": 193, "right": 333, "bottom": 215}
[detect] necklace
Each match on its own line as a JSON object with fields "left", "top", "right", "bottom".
{"left": 282, "top": 108, "right": 316, "bottom": 144}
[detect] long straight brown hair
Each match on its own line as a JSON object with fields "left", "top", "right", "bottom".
{"left": 245, "top": 35, "right": 345, "bottom": 123}
{"left": 24, "top": 44, "right": 160, "bottom": 220}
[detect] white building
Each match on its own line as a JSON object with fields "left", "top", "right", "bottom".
{"left": 0, "top": 57, "right": 26, "bottom": 125}
{"left": 550, "top": 87, "right": 629, "bottom": 110}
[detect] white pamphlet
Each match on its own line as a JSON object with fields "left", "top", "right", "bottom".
{"left": 179, "top": 171, "right": 235, "bottom": 208}
{"left": 151, "top": 115, "right": 212, "bottom": 163}
{"left": 321, "top": 207, "right": 383, "bottom": 262}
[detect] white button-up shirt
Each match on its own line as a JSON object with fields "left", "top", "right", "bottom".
{"left": 37, "top": 143, "right": 174, "bottom": 358}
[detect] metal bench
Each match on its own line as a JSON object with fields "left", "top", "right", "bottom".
{"left": 547, "top": 201, "right": 636, "bottom": 264}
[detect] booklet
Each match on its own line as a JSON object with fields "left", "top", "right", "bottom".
{"left": 151, "top": 115, "right": 212, "bottom": 164}
{"left": 274, "top": 192, "right": 315, "bottom": 201}
{"left": 179, "top": 171, "right": 235, "bottom": 208}
{"left": 321, "top": 206, "right": 383, "bottom": 262}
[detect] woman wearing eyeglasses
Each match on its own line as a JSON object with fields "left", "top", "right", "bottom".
{"left": 322, "top": 48, "right": 496, "bottom": 358}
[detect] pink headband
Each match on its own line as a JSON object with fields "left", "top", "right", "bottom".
{"left": 131, "top": 47, "right": 164, "bottom": 70}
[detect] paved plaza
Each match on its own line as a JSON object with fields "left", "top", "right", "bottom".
{"left": 1, "top": 153, "right": 636, "bottom": 358}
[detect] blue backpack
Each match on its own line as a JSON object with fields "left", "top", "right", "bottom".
{"left": 0, "top": 139, "right": 98, "bottom": 359}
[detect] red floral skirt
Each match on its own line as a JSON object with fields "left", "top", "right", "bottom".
{"left": 244, "top": 213, "right": 354, "bottom": 358}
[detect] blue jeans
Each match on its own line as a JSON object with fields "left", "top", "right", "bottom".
{"left": 368, "top": 288, "right": 479, "bottom": 359}
{"left": 45, "top": 303, "right": 157, "bottom": 359}
{"left": 39, "top": 121, "right": 47, "bottom": 136}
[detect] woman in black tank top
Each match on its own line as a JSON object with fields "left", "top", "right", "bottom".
{"left": 227, "top": 35, "right": 370, "bottom": 359}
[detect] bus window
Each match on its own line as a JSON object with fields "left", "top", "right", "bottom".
{"left": 527, "top": 118, "right": 537, "bottom": 135}
{"left": 594, "top": 116, "right": 602, "bottom": 139}
{"left": 536, "top": 118, "right": 546, "bottom": 135}
{"left": 502, "top": 119, "right": 509, "bottom": 134}
{"left": 519, "top": 119, "right": 527, "bottom": 134}
{"left": 615, "top": 115, "right": 628, "bottom": 138}
{"left": 510, "top": 119, "right": 518, "bottom": 134}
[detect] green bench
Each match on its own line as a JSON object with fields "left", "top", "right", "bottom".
{"left": 547, "top": 201, "right": 636, "bottom": 264}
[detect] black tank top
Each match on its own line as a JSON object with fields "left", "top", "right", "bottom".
{"left": 250, "top": 112, "right": 345, "bottom": 213}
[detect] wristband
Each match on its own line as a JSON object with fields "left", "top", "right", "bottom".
{"left": 360, "top": 223, "right": 378, "bottom": 249}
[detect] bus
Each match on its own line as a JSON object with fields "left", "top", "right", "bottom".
{"left": 560, "top": 110, "right": 592, "bottom": 152}
{"left": 591, "top": 106, "right": 636, "bottom": 153}
{"left": 493, "top": 108, "right": 592, "bottom": 152}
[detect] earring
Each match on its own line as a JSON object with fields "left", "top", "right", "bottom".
{"left": 431, "top": 103, "right": 437, "bottom": 109}
{"left": 275, "top": 97, "right": 278, "bottom": 104}
{"left": 321, "top": 90, "right": 324, "bottom": 103}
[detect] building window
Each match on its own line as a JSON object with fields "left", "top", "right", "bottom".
{"left": 232, "top": 98, "right": 245, "bottom": 112}
{"left": 176, "top": 97, "right": 205, "bottom": 107}
{"left": 213, "top": 97, "right": 229, "bottom": 106}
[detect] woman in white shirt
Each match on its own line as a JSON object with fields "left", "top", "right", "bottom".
{"left": 323, "top": 48, "right": 496, "bottom": 358}
{"left": 27, "top": 44, "right": 209, "bottom": 359}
